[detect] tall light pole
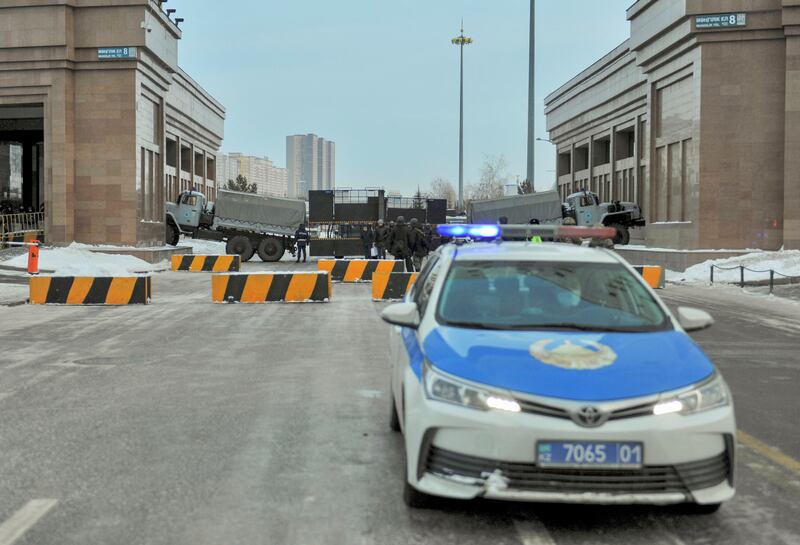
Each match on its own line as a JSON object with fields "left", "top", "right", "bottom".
{"left": 452, "top": 22, "right": 472, "bottom": 212}
{"left": 526, "top": 0, "right": 535, "bottom": 192}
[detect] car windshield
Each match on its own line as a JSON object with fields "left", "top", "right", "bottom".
{"left": 436, "top": 260, "right": 670, "bottom": 332}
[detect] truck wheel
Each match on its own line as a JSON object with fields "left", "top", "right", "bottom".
{"left": 257, "top": 237, "right": 285, "bottom": 262}
{"left": 165, "top": 221, "right": 180, "bottom": 246}
{"left": 610, "top": 224, "right": 631, "bottom": 245}
{"left": 226, "top": 236, "right": 254, "bottom": 261}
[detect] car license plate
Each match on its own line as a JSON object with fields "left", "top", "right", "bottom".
{"left": 537, "top": 441, "right": 644, "bottom": 468}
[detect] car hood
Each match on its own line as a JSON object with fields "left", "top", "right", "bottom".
{"left": 422, "top": 326, "right": 713, "bottom": 401}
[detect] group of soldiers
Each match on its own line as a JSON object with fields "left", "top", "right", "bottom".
{"left": 359, "top": 216, "right": 435, "bottom": 272}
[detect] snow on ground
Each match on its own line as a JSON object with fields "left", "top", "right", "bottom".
{"left": 172, "top": 237, "right": 226, "bottom": 255}
{"left": 4, "top": 243, "right": 162, "bottom": 276}
{"left": 667, "top": 250, "right": 800, "bottom": 283}
{"left": 0, "top": 283, "right": 27, "bottom": 305}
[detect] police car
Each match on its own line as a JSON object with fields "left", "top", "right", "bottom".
{"left": 382, "top": 224, "right": 735, "bottom": 511}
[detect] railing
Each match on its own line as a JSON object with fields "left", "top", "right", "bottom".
{"left": 710, "top": 264, "right": 795, "bottom": 294}
{"left": 1, "top": 212, "right": 45, "bottom": 234}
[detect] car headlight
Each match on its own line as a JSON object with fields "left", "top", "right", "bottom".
{"left": 423, "top": 362, "right": 521, "bottom": 413}
{"left": 653, "top": 374, "right": 729, "bottom": 416}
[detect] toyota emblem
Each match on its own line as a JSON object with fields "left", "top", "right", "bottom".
{"left": 572, "top": 406, "right": 607, "bottom": 428}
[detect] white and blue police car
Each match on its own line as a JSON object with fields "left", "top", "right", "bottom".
{"left": 382, "top": 224, "right": 735, "bottom": 511}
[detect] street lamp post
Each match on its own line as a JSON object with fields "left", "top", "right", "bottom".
{"left": 526, "top": 0, "right": 535, "bottom": 193}
{"left": 452, "top": 23, "right": 472, "bottom": 213}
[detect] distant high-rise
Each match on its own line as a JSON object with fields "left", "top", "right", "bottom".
{"left": 286, "top": 133, "right": 335, "bottom": 198}
{"left": 217, "top": 153, "right": 289, "bottom": 198}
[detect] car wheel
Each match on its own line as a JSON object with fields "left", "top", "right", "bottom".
{"left": 682, "top": 502, "right": 722, "bottom": 515}
{"left": 226, "top": 236, "right": 254, "bottom": 262}
{"left": 165, "top": 221, "right": 180, "bottom": 246}
{"left": 390, "top": 393, "right": 401, "bottom": 432}
{"left": 610, "top": 223, "right": 631, "bottom": 245}
{"left": 403, "top": 480, "right": 437, "bottom": 509}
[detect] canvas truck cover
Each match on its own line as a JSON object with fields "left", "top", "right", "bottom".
{"left": 214, "top": 190, "right": 306, "bottom": 233}
{"left": 468, "top": 191, "right": 563, "bottom": 225}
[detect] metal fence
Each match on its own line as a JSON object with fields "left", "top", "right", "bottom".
{"left": 710, "top": 264, "right": 795, "bottom": 294}
{"left": 0, "top": 212, "right": 45, "bottom": 239}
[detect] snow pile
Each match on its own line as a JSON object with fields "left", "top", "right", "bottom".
{"left": 668, "top": 250, "right": 800, "bottom": 284}
{"left": 173, "top": 237, "right": 226, "bottom": 255}
{"left": 5, "top": 243, "right": 160, "bottom": 276}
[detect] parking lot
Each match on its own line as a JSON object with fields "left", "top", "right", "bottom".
{"left": 1, "top": 257, "right": 799, "bottom": 545}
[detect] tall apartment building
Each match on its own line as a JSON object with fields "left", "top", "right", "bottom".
{"left": 217, "top": 153, "right": 289, "bottom": 198}
{"left": 286, "top": 133, "right": 335, "bottom": 198}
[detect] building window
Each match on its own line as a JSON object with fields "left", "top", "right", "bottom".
{"left": 574, "top": 145, "right": 589, "bottom": 171}
{"left": 166, "top": 138, "right": 177, "bottom": 168}
{"left": 181, "top": 145, "right": 191, "bottom": 174}
{"left": 557, "top": 152, "right": 571, "bottom": 176}
{"left": 615, "top": 129, "right": 635, "bottom": 160}
{"left": 593, "top": 137, "right": 610, "bottom": 166}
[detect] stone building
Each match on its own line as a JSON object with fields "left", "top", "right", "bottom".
{"left": 0, "top": 0, "right": 224, "bottom": 246}
{"left": 545, "top": 0, "right": 800, "bottom": 250}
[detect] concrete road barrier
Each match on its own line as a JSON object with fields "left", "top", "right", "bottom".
{"left": 317, "top": 259, "right": 404, "bottom": 282}
{"left": 29, "top": 276, "right": 151, "bottom": 305}
{"left": 212, "top": 272, "right": 331, "bottom": 303}
{"left": 171, "top": 254, "right": 240, "bottom": 272}
{"left": 634, "top": 265, "right": 665, "bottom": 289}
{"left": 372, "top": 272, "right": 417, "bottom": 301}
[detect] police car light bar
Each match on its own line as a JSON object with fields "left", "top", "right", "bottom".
{"left": 437, "top": 224, "right": 501, "bottom": 238}
{"left": 437, "top": 224, "right": 617, "bottom": 240}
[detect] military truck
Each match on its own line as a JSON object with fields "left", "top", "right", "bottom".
{"left": 166, "top": 189, "right": 306, "bottom": 262}
{"left": 468, "top": 189, "right": 645, "bottom": 245}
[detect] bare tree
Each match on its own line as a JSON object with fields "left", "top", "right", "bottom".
{"left": 470, "top": 155, "right": 509, "bottom": 201}
{"left": 429, "top": 177, "right": 457, "bottom": 208}
{"left": 517, "top": 178, "right": 533, "bottom": 194}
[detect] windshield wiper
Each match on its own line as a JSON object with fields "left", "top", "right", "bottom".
{"left": 443, "top": 321, "right": 517, "bottom": 330}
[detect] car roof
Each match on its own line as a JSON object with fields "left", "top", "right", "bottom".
{"left": 448, "top": 241, "right": 622, "bottom": 264}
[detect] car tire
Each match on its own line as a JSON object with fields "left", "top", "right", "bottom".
{"left": 403, "top": 480, "right": 437, "bottom": 509}
{"left": 390, "top": 394, "right": 401, "bottom": 432}
{"left": 682, "top": 502, "right": 722, "bottom": 515}
{"left": 257, "top": 236, "right": 285, "bottom": 262}
{"left": 226, "top": 236, "right": 254, "bottom": 262}
{"left": 165, "top": 221, "right": 180, "bottom": 246}
{"left": 610, "top": 223, "right": 631, "bottom": 245}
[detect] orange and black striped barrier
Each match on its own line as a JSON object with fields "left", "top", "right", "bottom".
{"left": 634, "top": 266, "right": 665, "bottom": 289}
{"left": 171, "top": 254, "right": 240, "bottom": 272}
{"left": 372, "top": 272, "right": 417, "bottom": 301}
{"left": 29, "top": 276, "right": 151, "bottom": 305}
{"left": 317, "top": 259, "right": 404, "bottom": 282}
{"left": 212, "top": 272, "right": 331, "bottom": 303}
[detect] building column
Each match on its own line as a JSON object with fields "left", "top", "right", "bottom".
{"left": 785, "top": 32, "right": 800, "bottom": 249}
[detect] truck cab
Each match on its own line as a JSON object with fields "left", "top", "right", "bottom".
{"left": 564, "top": 191, "right": 645, "bottom": 245}
{"left": 165, "top": 190, "right": 214, "bottom": 245}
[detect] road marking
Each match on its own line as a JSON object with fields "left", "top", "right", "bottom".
{"left": 0, "top": 499, "right": 58, "bottom": 545}
{"left": 738, "top": 429, "right": 800, "bottom": 475}
{"left": 514, "top": 519, "right": 557, "bottom": 545}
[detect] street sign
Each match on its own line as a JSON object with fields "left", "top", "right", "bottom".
{"left": 695, "top": 13, "right": 747, "bottom": 29}
{"left": 97, "top": 47, "right": 137, "bottom": 60}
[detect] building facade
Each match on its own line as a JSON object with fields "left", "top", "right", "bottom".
{"left": 544, "top": 0, "right": 800, "bottom": 250}
{"left": 0, "top": 0, "right": 224, "bottom": 246}
{"left": 286, "top": 133, "right": 335, "bottom": 198}
{"left": 217, "top": 152, "right": 289, "bottom": 198}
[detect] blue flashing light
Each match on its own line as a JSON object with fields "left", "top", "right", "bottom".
{"left": 437, "top": 224, "right": 501, "bottom": 239}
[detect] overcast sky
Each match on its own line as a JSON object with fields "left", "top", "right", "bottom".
{"left": 174, "top": 0, "right": 632, "bottom": 195}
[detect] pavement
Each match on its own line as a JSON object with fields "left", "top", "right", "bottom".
{"left": 0, "top": 257, "right": 798, "bottom": 545}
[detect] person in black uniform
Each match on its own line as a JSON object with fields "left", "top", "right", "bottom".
{"left": 359, "top": 225, "right": 374, "bottom": 259}
{"left": 389, "top": 216, "right": 413, "bottom": 272}
{"left": 295, "top": 224, "right": 310, "bottom": 263}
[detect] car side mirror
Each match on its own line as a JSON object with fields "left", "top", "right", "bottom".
{"left": 677, "top": 307, "right": 714, "bottom": 332}
{"left": 381, "top": 302, "right": 420, "bottom": 329}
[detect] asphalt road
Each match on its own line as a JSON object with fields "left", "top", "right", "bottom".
{"left": 0, "top": 259, "right": 798, "bottom": 545}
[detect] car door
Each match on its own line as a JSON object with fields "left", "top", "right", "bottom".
{"left": 390, "top": 256, "right": 442, "bottom": 428}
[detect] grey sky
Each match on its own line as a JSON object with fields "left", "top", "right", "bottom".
{"left": 174, "top": 0, "right": 632, "bottom": 194}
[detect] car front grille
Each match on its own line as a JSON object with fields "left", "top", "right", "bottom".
{"left": 514, "top": 397, "right": 656, "bottom": 422}
{"left": 425, "top": 446, "right": 729, "bottom": 494}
